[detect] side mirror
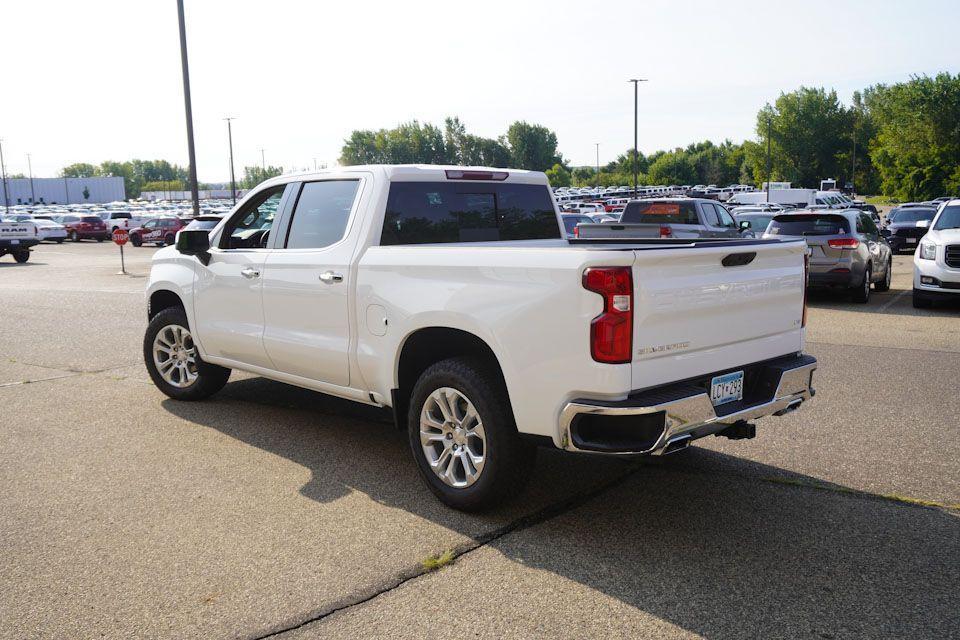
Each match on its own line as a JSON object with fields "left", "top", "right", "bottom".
{"left": 176, "top": 229, "right": 211, "bottom": 265}
{"left": 739, "top": 220, "right": 752, "bottom": 230}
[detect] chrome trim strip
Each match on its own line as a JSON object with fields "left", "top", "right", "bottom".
{"left": 559, "top": 361, "right": 816, "bottom": 455}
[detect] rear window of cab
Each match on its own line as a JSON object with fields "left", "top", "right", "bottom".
{"left": 620, "top": 201, "right": 699, "bottom": 225}
{"left": 381, "top": 182, "right": 560, "bottom": 245}
{"left": 767, "top": 215, "right": 848, "bottom": 236}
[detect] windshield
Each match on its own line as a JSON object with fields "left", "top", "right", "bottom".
{"left": 767, "top": 214, "right": 848, "bottom": 236}
{"left": 932, "top": 205, "right": 960, "bottom": 230}
{"left": 890, "top": 208, "right": 936, "bottom": 223}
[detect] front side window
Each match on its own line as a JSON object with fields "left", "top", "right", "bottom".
{"left": 220, "top": 186, "right": 285, "bottom": 249}
{"left": 715, "top": 205, "right": 736, "bottom": 228}
{"left": 285, "top": 180, "right": 361, "bottom": 249}
{"left": 701, "top": 203, "right": 721, "bottom": 226}
{"left": 381, "top": 182, "right": 559, "bottom": 245}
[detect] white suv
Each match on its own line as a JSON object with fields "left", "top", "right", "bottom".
{"left": 913, "top": 199, "right": 960, "bottom": 308}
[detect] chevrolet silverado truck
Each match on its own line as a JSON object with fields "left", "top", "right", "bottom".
{"left": 0, "top": 220, "right": 40, "bottom": 263}
{"left": 143, "top": 165, "right": 817, "bottom": 510}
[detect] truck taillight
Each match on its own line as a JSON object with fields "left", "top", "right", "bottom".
{"left": 802, "top": 253, "right": 809, "bottom": 328}
{"left": 583, "top": 267, "right": 633, "bottom": 364}
{"left": 659, "top": 225, "right": 672, "bottom": 238}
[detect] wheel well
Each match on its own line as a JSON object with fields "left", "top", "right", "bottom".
{"left": 394, "top": 327, "right": 509, "bottom": 430}
{"left": 148, "top": 290, "right": 184, "bottom": 321}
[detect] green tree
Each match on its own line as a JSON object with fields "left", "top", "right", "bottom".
{"left": 749, "top": 87, "right": 849, "bottom": 187}
{"left": 60, "top": 163, "right": 98, "bottom": 178}
{"left": 141, "top": 180, "right": 185, "bottom": 192}
{"left": 240, "top": 165, "right": 284, "bottom": 189}
{"left": 647, "top": 150, "right": 698, "bottom": 185}
{"left": 865, "top": 73, "right": 960, "bottom": 200}
{"left": 545, "top": 163, "right": 571, "bottom": 187}
{"left": 505, "top": 121, "right": 563, "bottom": 171}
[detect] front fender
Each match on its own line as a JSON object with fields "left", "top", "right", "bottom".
{"left": 145, "top": 248, "right": 204, "bottom": 355}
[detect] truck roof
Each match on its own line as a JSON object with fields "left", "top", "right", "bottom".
{"left": 263, "top": 164, "right": 549, "bottom": 186}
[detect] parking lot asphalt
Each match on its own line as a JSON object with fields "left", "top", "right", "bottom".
{"left": 1, "top": 242, "right": 958, "bottom": 639}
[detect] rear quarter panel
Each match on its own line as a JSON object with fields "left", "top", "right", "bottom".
{"left": 355, "top": 245, "right": 635, "bottom": 441}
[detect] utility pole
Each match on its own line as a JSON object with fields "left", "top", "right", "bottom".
{"left": 260, "top": 148, "right": 265, "bottom": 171}
{"left": 177, "top": 0, "right": 201, "bottom": 217}
{"left": 225, "top": 117, "right": 237, "bottom": 205}
{"left": 0, "top": 138, "right": 9, "bottom": 214}
{"left": 594, "top": 143, "right": 600, "bottom": 188}
{"left": 765, "top": 115, "right": 772, "bottom": 203}
{"left": 627, "top": 79, "right": 647, "bottom": 198}
{"left": 850, "top": 114, "right": 857, "bottom": 196}
{"left": 27, "top": 153, "right": 35, "bottom": 203}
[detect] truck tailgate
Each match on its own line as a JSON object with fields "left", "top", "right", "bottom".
{"left": 630, "top": 240, "right": 806, "bottom": 390}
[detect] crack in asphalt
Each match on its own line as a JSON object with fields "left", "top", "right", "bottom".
{"left": 247, "top": 463, "right": 646, "bottom": 640}
{"left": 250, "top": 455, "right": 957, "bottom": 639}
{"left": 0, "top": 362, "right": 141, "bottom": 388}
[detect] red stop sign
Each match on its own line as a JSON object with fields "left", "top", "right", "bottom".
{"left": 112, "top": 228, "right": 129, "bottom": 246}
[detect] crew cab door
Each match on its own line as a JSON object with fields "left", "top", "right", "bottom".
{"left": 193, "top": 184, "right": 290, "bottom": 369}
{"left": 261, "top": 178, "right": 364, "bottom": 387}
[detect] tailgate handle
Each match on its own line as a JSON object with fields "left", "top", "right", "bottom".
{"left": 722, "top": 252, "right": 756, "bottom": 267}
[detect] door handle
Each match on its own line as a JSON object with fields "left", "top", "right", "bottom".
{"left": 241, "top": 267, "right": 261, "bottom": 279}
{"left": 319, "top": 270, "right": 343, "bottom": 283}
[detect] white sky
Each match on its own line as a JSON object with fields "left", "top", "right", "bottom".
{"left": 2, "top": 0, "right": 958, "bottom": 181}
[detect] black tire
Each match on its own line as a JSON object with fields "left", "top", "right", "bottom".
{"left": 163, "top": 234, "right": 175, "bottom": 246}
{"left": 56, "top": 239, "right": 64, "bottom": 244}
{"left": 130, "top": 233, "right": 142, "bottom": 247}
{"left": 407, "top": 357, "right": 536, "bottom": 511}
{"left": 13, "top": 250, "right": 29, "bottom": 263}
{"left": 851, "top": 266, "right": 871, "bottom": 303}
{"left": 875, "top": 259, "right": 892, "bottom": 292}
{"left": 912, "top": 288, "right": 933, "bottom": 309}
{"left": 69, "top": 230, "right": 79, "bottom": 242}
{"left": 96, "top": 236, "right": 105, "bottom": 242}
{"left": 143, "top": 306, "right": 230, "bottom": 401}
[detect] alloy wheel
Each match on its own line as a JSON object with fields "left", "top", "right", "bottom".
{"left": 152, "top": 324, "right": 198, "bottom": 388}
{"left": 419, "top": 387, "right": 486, "bottom": 488}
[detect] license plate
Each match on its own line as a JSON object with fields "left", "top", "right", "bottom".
{"left": 906, "top": 238, "right": 917, "bottom": 244}
{"left": 10, "top": 239, "right": 19, "bottom": 245}
{"left": 710, "top": 371, "right": 744, "bottom": 406}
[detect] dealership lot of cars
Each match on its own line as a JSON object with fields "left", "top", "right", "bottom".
{"left": 0, "top": 218, "right": 957, "bottom": 637}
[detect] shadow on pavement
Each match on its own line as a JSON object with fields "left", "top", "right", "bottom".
{"left": 162, "top": 377, "right": 960, "bottom": 638}
{"left": 807, "top": 287, "right": 960, "bottom": 315}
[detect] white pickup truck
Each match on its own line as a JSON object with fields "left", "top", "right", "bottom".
{"left": 0, "top": 220, "right": 40, "bottom": 263}
{"left": 144, "top": 165, "right": 816, "bottom": 510}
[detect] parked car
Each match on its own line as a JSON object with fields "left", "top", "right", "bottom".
{"left": 732, "top": 211, "right": 777, "bottom": 237}
{"left": 0, "top": 220, "right": 40, "bottom": 262}
{"left": 577, "top": 198, "right": 744, "bottom": 239}
{"left": 764, "top": 210, "right": 892, "bottom": 302}
{"left": 143, "top": 165, "right": 816, "bottom": 510}
{"left": 882, "top": 206, "right": 937, "bottom": 253}
{"left": 560, "top": 214, "right": 594, "bottom": 237}
{"left": 32, "top": 218, "right": 68, "bottom": 243}
{"left": 913, "top": 200, "right": 960, "bottom": 308}
{"left": 99, "top": 210, "right": 144, "bottom": 234}
{"left": 129, "top": 217, "right": 186, "bottom": 247}
{"left": 56, "top": 214, "right": 110, "bottom": 242}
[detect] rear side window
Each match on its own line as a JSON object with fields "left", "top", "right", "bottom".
{"left": 381, "top": 182, "right": 560, "bottom": 245}
{"left": 80, "top": 216, "right": 101, "bottom": 224}
{"left": 620, "top": 201, "right": 699, "bottom": 225}
{"left": 285, "top": 180, "right": 361, "bottom": 249}
{"left": 767, "top": 215, "right": 849, "bottom": 236}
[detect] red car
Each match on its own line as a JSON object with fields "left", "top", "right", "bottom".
{"left": 57, "top": 214, "right": 110, "bottom": 242}
{"left": 129, "top": 217, "right": 187, "bottom": 247}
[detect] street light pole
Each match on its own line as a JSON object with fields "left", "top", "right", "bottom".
{"left": 628, "top": 79, "right": 647, "bottom": 198}
{"left": 260, "top": 148, "right": 265, "bottom": 171}
{"left": 176, "top": 0, "right": 201, "bottom": 217}
{"left": 850, "top": 114, "right": 857, "bottom": 196}
{"left": 0, "top": 138, "right": 9, "bottom": 214}
{"left": 765, "top": 115, "right": 772, "bottom": 203}
{"left": 594, "top": 143, "right": 601, "bottom": 188}
{"left": 27, "top": 153, "right": 35, "bottom": 204}
{"left": 225, "top": 117, "right": 237, "bottom": 205}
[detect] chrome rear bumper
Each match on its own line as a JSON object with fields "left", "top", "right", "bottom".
{"left": 559, "top": 355, "right": 816, "bottom": 455}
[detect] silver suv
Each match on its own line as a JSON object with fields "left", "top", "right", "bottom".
{"left": 764, "top": 210, "right": 893, "bottom": 303}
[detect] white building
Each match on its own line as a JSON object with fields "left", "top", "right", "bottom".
{"left": 0, "top": 177, "right": 126, "bottom": 205}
